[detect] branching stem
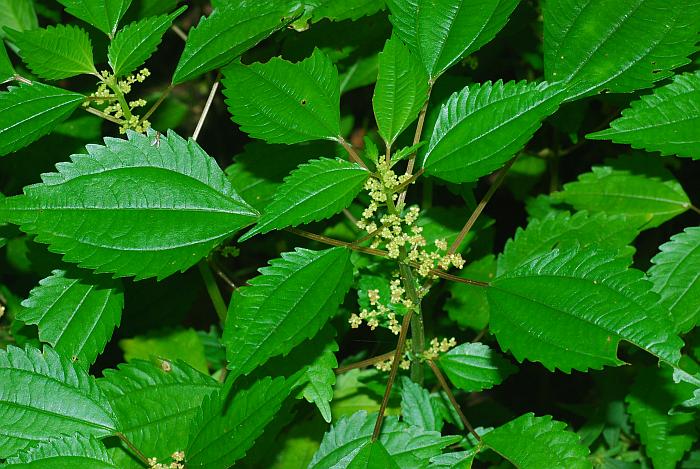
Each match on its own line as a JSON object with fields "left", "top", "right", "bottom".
{"left": 397, "top": 84, "right": 433, "bottom": 206}
{"left": 117, "top": 432, "right": 151, "bottom": 466}
{"left": 338, "top": 136, "right": 369, "bottom": 169}
{"left": 335, "top": 350, "right": 396, "bottom": 374}
{"left": 426, "top": 360, "right": 481, "bottom": 442}
{"left": 142, "top": 85, "right": 174, "bottom": 122}
{"left": 193, "top": 73, "right": 221, "bottom": 141}
{"left": 84, "top": 106, "right": 124, "bottom": 125}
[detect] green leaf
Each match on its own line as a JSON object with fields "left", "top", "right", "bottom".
{"left": 422, "top": 80, "right": 564, "bottom": 183}
{"left": 648, "top": 227, "right": 700, "bottom": 334}
{"left": 482, "top": 413, "right": 591, "bottom": 469}
{"left": 309, "top": 411, "right": 461, "bottom": 468}
{"left": 544, "top": 0, "right": 700, "bottom": 98}
{"left": 224, "top": 247, "right": 353, "bottom": 379}
{"left": 438, "top": 342, "right": 516, "bottom": 392}
{"left": 0, "top": 0, "right": 37, "bottom": 39}
{"left": 186, "top": 376, "right": 297, "bottom": 468}
{"left": 56, "top": 0, "right": 133, "bottom": 36}
{"left": 223, "top": 48, "right": 341, "bottom": 144}
{"left": 108, "top": 7, "right": 186, "bottom": 77}
{"left": 0, "top": 130, "right": 258, "bottom": 280}
{"left": 99, "top": 360, "right": 219, "bottom": 465}
{"left": 445, "top": 255, "right": 495, "bottom": 331}
{"left": 5, "top": 24, "right": 97, "bottom": 79}
{"left": 119, "top": 328, "right": 209, "bottom": 374}
{"left": 3, "top": 434, "right": 117, "bottom": 468}
{"left": 627, "top": 367, "right": 697, "bottom": 469}
{"left": 241, "top": 158, "right": 369, "bottom": 241}
{"left": 302, "top": 336, "right": 339, "bottom": 423}
{"left": 487, "top": 247, "right": 683, "bottom": 372}
{"left": 497, "top": 211, "right": 638, "bottom": 275}
{"left": 17, "top": 269, "right": 124, "bottom": 368}
{"left": 373, "top": 36, "right": 429, "bottom": 146}
{"left": 301, "top": 0, "right": 385, "bottom": 24}
{"left": 0, "top": 42, "right": 14, "bottom": 82}
{"left": 135, "top": 0, "right": 183, "bottom": 17}
{"left": 588, "top": 71, "right": 700, "bottom": 159}
{"left": 553, "top": 157, "right": 691, "bottom": 230}
{"left": 172, "top": 1, "right": 299, "bottom": 85}
{"left": 429, "top": 450, "right": 477, "bottom": 468}
{"left": 386, "top": 0, "right": 520, "bottom": 79}
{"left": 400, "top": 376, "right": 439, "bottom": 431}
{"left": 0, "top": 83, "right": 84, "bottom": 157}
{"left": 0, "top": 345, "right": 117, "bottom": 458}
{"left": 347, "top": 441, "right": 400, "bottom": 469}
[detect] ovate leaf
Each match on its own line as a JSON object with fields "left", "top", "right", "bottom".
{"left": 172, "top": 1, "right": 299, "bottom": 85}
{"left": 0, "top": 0, "right": 37, "bottom": 39}
{"left": 241, "top": 158, "right": 369, "bottom": 241}
{"left": 422, "top": 80, "right": 564, "bottom": 183}
{"left": 186, "top": 376, "right": 298, "bottom": 468}
{"left": 544, "top": 0, "right": 700, "bottom": 97}
{"left": 223, "top": 48, "right": 341, "bottom": 144}
{"left": 224, "top": 247, "right": 353, "bottom": 379}
{"left": 482, "top": 413, "right": 591, "bottom": 469}
{"left": 373, "top": 36, "right": 429, "bottom": 146}
{"left": 309, "top": 411, "right": 461, "bottom": 468}
{"left": 0, "top": 345, "right": 117, "bottom": 458}
{"left": 99, "top": 360, "right": 219, "bottom": 465}
{"left": 400, "top": 376, "right": 439, "bottom": 431}
{"left": 588, "top": 71, "right": 700, "bottom": 159}
{"left": 387, "top": 0, "right": 520, "bottom": 79}
{"left": 648, "top": 227, "right": 700, "bottom": 334}
{"left": 56, "top": 0, "right": 132, "bottom": 36}
{"left": 17, "top": 269, "right": 124, "bottom": 367}
{"left": 487, "top": 247, "right": 683, "bottom": 372}
{"left": 5, "top": 25, "right": 97, "bottom": 79}
{"left": 108, "top": 7, "right": 186, "bottom": 77}
{"left": 347, "top": 441, "right": 400, "bottom": 469}
{"left": 0, "top": 83, "right": 84, "bottom": 157}
{"left": 627, "top": 367, "right": 697, "bottom": 469}
{"left": 3, "top": 434, "right": 116, "bottom": 469}
{"left": 0, "top": 130, "right": 258, "bottom": 280}
{"left": 497, "top": 211, "right": 638, "bottom": 275}
{"left": 438, "top": 342, "right": 516, "bottom": 392}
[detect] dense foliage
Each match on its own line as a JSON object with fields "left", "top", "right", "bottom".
{"left": 0, "top": 0, "right": 699, "bottom": 467}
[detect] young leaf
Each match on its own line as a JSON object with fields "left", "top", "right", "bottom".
{"left": 544, "top": 0, "right": 700, "bottom": 97}
{"left": 240, "top": 158, "right": 369, "bottom": 241}
{"left": 0, "top": 130, "right": 258, "bottom": 280}
{"left": 223, "top": 48, "right": 341, "bottom": 144}
{"left": 99, "top": 360, "right": 219, "bottom": 465}
{"left": 554, "top": 161, "right": 691, "bottom": 230}
{"left": 400, "top": 376, "right": 439, "bottom": 431}
{"left": 0, "top": 0, "right": 37, "bottom": 39}
{"left": 497, "top": 211, "right": 638, "bottom": 275}
{"left": 309, "top": 411, "right": 461, "bottom": 468}
{"left": 422, "top": 80, "right": 564, "bottom": 183}
{"left": 172, "top": 1, "right": 299, "bottom": 85}
{"left": 3, "top": 434, "right": 117, "bottom": 468}
{"left": 588, "top": 71, "right": 700, "bottom": 160}
{"left": 373, "top": 36, "right": 429, "bottom": 146}
{"left": 488, "top": 247, "right": 683, "bottom": 372}
{"left": 17, "top": 269, "right": 124, "bottom": 367}
{"left": 482, "top": 413, "right": 591, "bottom": 468}
{"left": 0, "top": 42, "right": 14, "bottom": 82}
{"left": 224, "top": 247, "right": 353, "bottom": 379}
{"left": 386, "top": 0, "right": 520, "bottom": 79}
{"left": 56, "top": 0, "right": 133, "bottom": 36}
{"left": 0, "top": 83, "right": 84, "bottom": 157}
{"left": 438, "top": 342, "right": 516, "bottom": 392}
{"left": 108, "top": 7, "right": 186, "bottom": 77}
{"left": 303, "top": 337, "right": 339, "bottom": 424}
{"left": 186, "top": 376, "right": 298, "bottom": 468}
{"left": 648, "top": 227, "right": 700, "bottom": 334}
{"left": 5, "top": 24, "right": 97, "bottom": 79}
{"left": 0, "top": 345, "right": 117, "bottom": 458}
{"left": 347, "top": 441, "right": 400, "bottom": 469}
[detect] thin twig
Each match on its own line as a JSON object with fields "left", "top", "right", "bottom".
{"left": 447, "top": 158, "right": 517, "bottom": 256}
{"left": 198, "top": 261, "right": 228, "bottom": 323}
{"left": 427, "top": 360, "right": 481, "bottom": 441}
{"left": 338, "top": 137, "right": 369, "bottom": 170}
{"left": 84, "top": 106, "right": 124, "bottom": 125}
{"left": 171, "top": 24, "right": 188, "bottom": 41}
{"left": 393, "top": 168, "right": 424, "bottom": 194}
{"left": 117, "top": 432, "right": 151, "bottom": 466}
{"left": 690, "top": 205, "right": 700, "bottom": 216}
{"left": 335, "top": 350, "right": 396, "bottom": 374}
{"left": 472, "top": 327, "right": 488, "bottom": 343}
{"left": 193, "top": 73, "right": 221, "bottom": 141}
{"left": 372, "top": 309, "right": 413, "bottom": 441}
{"left": 13, "top": 74, "right": 32, "bottom": 85}
{"left": 141, "top": 85, "right": 174, "bottom": 122}
{"left": 209, "top": 258, "right": 236, "bottom": 290}
{"left": 397, "top": 84, "right": 433, "bottom": 207}
{"left": 342, "top": 208, "right": 359, "bottom": 226}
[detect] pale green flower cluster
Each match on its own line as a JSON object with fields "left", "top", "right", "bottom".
{"left": 148, "top": 451, "right": 185, "bottom": 469}
{"left": 85, "top": 68, "right": 152, "bottom": 134}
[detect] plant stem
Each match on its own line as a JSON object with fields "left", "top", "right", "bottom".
{"left": 397, "top": 84, "right": 433, "bottom": 207}
{"left": 117, "top": 432, "right": 151, "bottom": 466}
{"left": 447, "top": 158, "right": 517, "bottom": 256}
{"left": 372, "top": 309, "right": 413, "bottom": 441}
{"left": 13, "top": 74, "right": 32, "bottom": 85}
{"left": 335, "top": 350, "right": 396, "bottom": 374}
{"left": 171, "top": 24, "right": 188, "bottom": 41}
{"left": 142, "top": 85, "right": 173, "bottom": 122}
{"left": 400, "top": 262, "right": 425, "bottom": 383}
{"left": 193, "top": 73, "right": 221, "bottom": 141}
{"left": 198, "top": 260, "right": 228, "bottom": 323}
{"left": 392, "top": 168, "right": 424, "bottom": 194}
{"left": 690, "top": 205, "right": 700, "bottom": 216}
{"left": 84, "top": 106, "right": 124, "bottom": 125}
{"left": 338, "top": 136, "right": 369, "bottom": 170}
{"left": 426, "top": 360, "right": 481, "bottom": 442}
{"left": 106, "top": 81, "right": 133, "bottom": 121}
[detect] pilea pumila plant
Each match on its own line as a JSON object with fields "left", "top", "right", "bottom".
{"left": 0, "top": 0, "right": 699, "bottom": 467}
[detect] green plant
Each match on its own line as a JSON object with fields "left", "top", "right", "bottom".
{"left": 0, "top": 0, "right": 699, "bottom": 467}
